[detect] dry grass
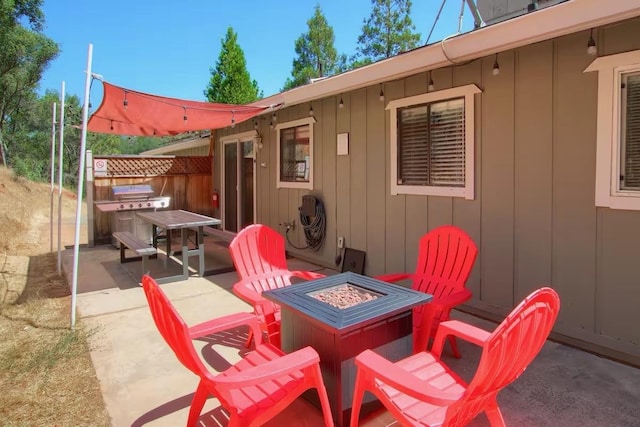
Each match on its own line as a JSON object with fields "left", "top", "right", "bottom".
{"left": 0, "top": 166, "right": 110, "bottom": 426}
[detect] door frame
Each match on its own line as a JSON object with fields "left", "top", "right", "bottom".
{"left": 220, "top": 130, "right": 258, "bottom": 232}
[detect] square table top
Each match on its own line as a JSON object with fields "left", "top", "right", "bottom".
{"left": 136, "top": 209, "right": 221, "bottom": 229}
{"left": 263, "top": 272, "right": 432, "bottom": 334}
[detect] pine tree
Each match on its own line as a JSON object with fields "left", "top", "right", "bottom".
{"left": 283, "top": 4, "right": 339, "bottom": 91}
{"left": 355, "top": 0, "right": 421, "bottom": 64}
{"left": 204, "top": 27, "right": 260, "bottom": 104}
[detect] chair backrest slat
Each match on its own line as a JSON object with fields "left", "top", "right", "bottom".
{"left": 413, "top": 225, "right": 478, "bottom": 295}
{"left": 229, "top": 224, "right": 288, "bottom": 280}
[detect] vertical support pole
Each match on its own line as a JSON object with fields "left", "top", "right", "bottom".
{"left": 70, "top": 43, "right": 93, "bottom": 330}
{"left": 57, "top": 82, "right": 66, "bottom": 275}
{"left": 50, "top": 102, "right": 57, "bottom": 253}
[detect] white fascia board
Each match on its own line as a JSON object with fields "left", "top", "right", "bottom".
{"left": 141, "top": 136, "right": 210, "bottom": 155}
{"left": 251, "top": 0, "right": 640, "bottom": 110}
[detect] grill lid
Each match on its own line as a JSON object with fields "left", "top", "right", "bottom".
{"left": 112, "top": 184, "right": 154, "bottom": 199}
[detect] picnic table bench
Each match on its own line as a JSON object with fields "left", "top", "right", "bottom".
{"left": 112, "top": 231, "right": 157, "bottom": 282}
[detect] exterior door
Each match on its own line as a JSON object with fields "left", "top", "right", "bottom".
{"left": 222, "top": 138, "right": 255, "bottom": 232}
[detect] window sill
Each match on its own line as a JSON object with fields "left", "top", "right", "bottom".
{"left": 598, "top": 194, "right": 640, "bottom": 211}
{"left": 391, "top": 184, "right": 474, "bottom": 200}
{"left": 277, "top": 181, "right": 312, "bottom": 190}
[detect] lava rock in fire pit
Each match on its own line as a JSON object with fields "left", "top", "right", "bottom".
{"left": 310, "top": 284, "right": 379, "bottom": 309}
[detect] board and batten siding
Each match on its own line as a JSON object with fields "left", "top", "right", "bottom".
{"left": 213, "top": 17, "right": 640, "bottom": 365}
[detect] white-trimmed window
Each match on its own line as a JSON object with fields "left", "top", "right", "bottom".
{"left": 387, "top": 84, "right": 480, "bottom": 199}
{"left": 275, "top": 117, "right": 315, "bottom": 190}
{"left": 586, "top": 50, "right": 640, "bottom": 210}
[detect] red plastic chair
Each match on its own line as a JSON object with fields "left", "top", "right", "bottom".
{"left": 350, "top": 287, "right": 560, "bottom": 427}
{"left": 141, "top": 275, "right": 334, "bottom": 427}
{"left": 376, "top": 225, "right": 478, "bottom": 357}
{"left": 229, "top": 224, "right": 324, "bottom": 348}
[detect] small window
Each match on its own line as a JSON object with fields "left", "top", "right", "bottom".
{"left": 620, "top": 72, "right": 640, "bottom": 191}
{"left": 388, "top": 84, "right": 481, "bottom": 199}
{"left": 276, "top": 117, "right": 315, "bottom": 189}
{"left": 585, "top": 50, "right": 640, "bottom": 210}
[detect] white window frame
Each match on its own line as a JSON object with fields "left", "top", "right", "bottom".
{"left": 387, "top": 84, "right": 481, "bottom": 200}
{"left": 585, "top": 50, "right": 640, "bottom": 210}
{"left": 275, "top": 117, "right": 315, "bottom": 190}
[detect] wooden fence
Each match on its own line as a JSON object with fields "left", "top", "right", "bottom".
{"left": 90, "top": 155, "right": 213, "bottom": 245}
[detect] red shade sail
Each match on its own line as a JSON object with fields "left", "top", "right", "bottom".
{"left": 88, "top": 81, "right": 269, "bottom": 136}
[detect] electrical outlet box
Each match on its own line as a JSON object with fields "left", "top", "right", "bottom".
{"left": 337, "top": 236, "right": 344, "bottom": 249}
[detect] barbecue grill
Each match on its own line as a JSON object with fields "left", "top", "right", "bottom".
{"left": 94, "top": 184, "right": 171, "bottom": 247}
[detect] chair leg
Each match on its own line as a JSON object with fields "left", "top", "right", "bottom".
{"left": 449, "top": 335, "right": 462, "bottom": 359}
{"left": 187, "top": 380, "right": 209, "bottom": 427}
{"left": 312, "top": 365, "right": 335, "bottom": 427}
{"left": 485, "top": 397, "right": 506, "bottom": 427}
{"left": 350, "top": 372, "right": 367, "bottom": 427}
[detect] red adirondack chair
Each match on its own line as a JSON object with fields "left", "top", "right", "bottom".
{"left": 141, "top": 275, "right": 334, "bottom": 427}
{"left": 377, "top": 225, "right": 478, "bottom": 357}
{"left": 350, "top": 287, "right": 560, "bottom": 427}
{"left": 229, "top": 224, "right": 324, "bottom": 348}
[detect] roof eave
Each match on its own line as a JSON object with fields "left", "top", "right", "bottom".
{"left": 251, "top": 0, "right": 640, "bottom": 110}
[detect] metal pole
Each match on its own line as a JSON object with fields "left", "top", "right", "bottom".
{"left": 57, "top": 82, "right": 65, "bottom": 275}
{"left": 71, "top": 43, "right": 93, "bottom": 329}
{"left": 50, "top": 102, "right": 57, "bottom": 253}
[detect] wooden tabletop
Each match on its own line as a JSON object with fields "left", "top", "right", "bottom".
{"left": 136, "top": 210, "right": 221, "bottom": 229}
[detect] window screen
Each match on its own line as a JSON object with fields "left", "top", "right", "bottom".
{"left": 621, "top": 72, "right": 640, "bottom": 190}
{"left": 398, "top": 97, "right": 465, "bottom": 187}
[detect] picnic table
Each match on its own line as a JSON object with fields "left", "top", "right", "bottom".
{"left": 136, "top": 210, "right": 221, "bottom": 283}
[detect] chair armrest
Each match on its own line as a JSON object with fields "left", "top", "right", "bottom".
{"left": 431, "top": 320, "right": 491, "bottom": 359}
{"left": 290, "top": 270, "right": 325, "bottom": 281}
{"left": 435, "top": 288, "right": 472, "bottom": 308}
{"left": 212, "top": 346, "right": 320, "bottom": 387}
{"left": 355, "top": 350, "right": 463, "bottom": 406}
{"left": 188, "top": 312, "right": 263, "bottom": 346}
{"left": 375, "top": 272, "right": 412, "bottom": 283}
{"left": 232, "top": 280, "right": 265, "bottom": 306}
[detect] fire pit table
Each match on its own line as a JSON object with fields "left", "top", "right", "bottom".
{"left": 262, "top": 272, "right": 432, "bottom": 426}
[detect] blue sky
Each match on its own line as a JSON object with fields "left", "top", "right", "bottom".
{"left": 40, "top": 0, "right": 474, "bottom": 102}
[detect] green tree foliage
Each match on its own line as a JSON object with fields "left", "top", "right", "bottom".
{"left": 283, "top": 4, "right": 340, "bottom": 91}
{"left": 0, "top": 0, "right": 58, "bottom": 166}
{"left": 204, "top": 27, "right": 260, "bottom": 104}
{"left": 355, "top": 0, "right": 421, "bottom": 64}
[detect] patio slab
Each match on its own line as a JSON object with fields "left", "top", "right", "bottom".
{"left": 64, "top": 243, "right": 640, "bottom": 427}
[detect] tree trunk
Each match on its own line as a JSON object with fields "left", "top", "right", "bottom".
{"left": 0, "top": 128, "right": 6, "bottom": 166}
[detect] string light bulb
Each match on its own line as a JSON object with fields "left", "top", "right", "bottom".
{"left": 428, "top": 71, "right": 435, "bottom": 91}
{"left": 123, "top": 91, "right": 128, "bottom": 110}
{"left": 492, "top": 54, "right": 500, "bottom": 76}
{"left": 272, "top": 112, "right": 277, "bottom": 122}
{"left": 339, "top": 95, "right": 344, "bottom": 109}
{"left": 270, "top": 120, "right": 274, "bottom": 129}
{"left": 110, "top": 120, "right": 114, "bottom": 131}
{"left": 379, "top": 84, "right": 385, "bottom": 101}
{"left": 254, "top": 120, "right": 258, "bottom": 130}
{"left": 231, "top": 111, "right": 236, "bottom": 128}
{"left": 587, "top": 28, "right": 597, "bottom": 56}
{"left": 183, "top": 106, "right": 188, "bottom": 124}
{"left": 309, "top": 103, "right": 314, "bottom": 116}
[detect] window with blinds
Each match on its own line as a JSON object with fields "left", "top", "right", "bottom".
{"left": 621, "top": 72, "right": 640, "bottom": 190}
{"left": 398, "top": 97, "right": 465, "bottom": 187}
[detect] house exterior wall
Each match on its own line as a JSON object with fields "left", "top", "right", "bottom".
{"left": 214, "top": 17, "right": 640, "bottom": 365}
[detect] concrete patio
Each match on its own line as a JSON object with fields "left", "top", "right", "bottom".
{"left": 62, "top": 239, "right": 640, "bottom": 426}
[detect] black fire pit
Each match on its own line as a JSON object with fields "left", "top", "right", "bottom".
{"left": 263, "top": 272, "right": 432, "bottom": 426}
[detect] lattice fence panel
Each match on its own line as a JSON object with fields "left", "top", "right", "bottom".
{"left": 93, "top": 156, "right": 211, "bottom": 177}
